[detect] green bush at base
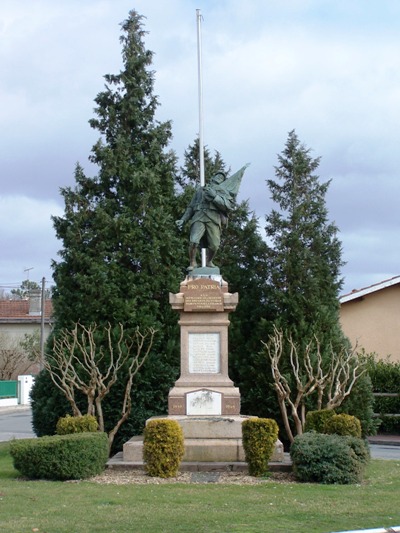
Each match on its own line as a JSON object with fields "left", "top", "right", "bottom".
{"left": 345, "top": 435, "right": 371, "bottom": 465}
{"left": 290, "top": 432, "right": 369, "bottom": 484}
{"left": 143, "top": 419, "right": 184, "bottom": 478}
{"left": 242, "top": 417, "right": 279, "bottom": 477}
{"left": 10, "top": 432, "right": 109, "bottom": 480}
{"left": 305, "top": 409, "right": 335, "bottom": 433}
{"left": 325, "top": 413, "right": 362, "bottom": 438}
{"left": 305, "top": 410, "right": 362, "bottom": 438}
{"left": 56, "top": 414, "right": 99, "bottom": 435}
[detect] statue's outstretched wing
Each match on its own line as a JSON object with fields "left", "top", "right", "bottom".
{"left": 220, "top": 163, "right": 250, "bottom": 199}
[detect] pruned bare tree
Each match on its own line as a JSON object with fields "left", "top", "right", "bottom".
{"left": 0, "top": 332, "right": 40, "bottom": 379}
{"left": 43, "top": 322, "right": 156, "bottom": 450}
{"left": 263, "top": 327, "right": 366, "bottom": 443}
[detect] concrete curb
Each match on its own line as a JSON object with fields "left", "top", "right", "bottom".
{"left": 331, "top": 527, "right": 400, "bottom": 533}
{"left": 0, "top": 405, "right": 31, "bottom": 414}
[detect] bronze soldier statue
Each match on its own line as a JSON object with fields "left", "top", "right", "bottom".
{"left": 176, "top": 164, "right": 249, "bottom": 270}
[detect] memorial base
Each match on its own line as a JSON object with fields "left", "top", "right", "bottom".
{"left": 120, "top": 275, "right": 285, "bottom": 470}
{"left": 122, "top": 415, "right": 284, "bottom": 464}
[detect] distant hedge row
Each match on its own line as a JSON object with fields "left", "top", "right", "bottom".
{"left": 366, "top": 356, "right": 400, "bottom": 434}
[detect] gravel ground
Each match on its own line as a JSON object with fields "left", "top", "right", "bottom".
{"left": 88, "top": 469, "right": 296, "bottom": 485}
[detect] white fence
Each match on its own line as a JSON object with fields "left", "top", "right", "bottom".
{"left": 0, "top": 375, "right": 35, "bottom": 407}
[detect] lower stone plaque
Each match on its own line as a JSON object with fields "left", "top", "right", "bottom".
{"left": 186, "top": 389, "right": 222, "bottom": 415}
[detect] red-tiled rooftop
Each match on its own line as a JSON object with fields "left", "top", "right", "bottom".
{"left": 0, "top": 299, "right": 53, "bottom": 319}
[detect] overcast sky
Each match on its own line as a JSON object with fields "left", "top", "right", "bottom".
{"left": 1, "top": 0, "right": 399, "bottom": 296}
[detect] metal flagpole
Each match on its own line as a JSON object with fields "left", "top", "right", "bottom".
{"left": 196, "top": 9, "right": 207, "bottom": 267}
{"left": 40, "top": 277, "right": 45, "bottom": 370}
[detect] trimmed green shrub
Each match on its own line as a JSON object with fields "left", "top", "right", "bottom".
{"left": 305, "top": 409, "right": 335, "bottom": 433}
{"left": 56, "top": 414, "right": 98, "bottom": 435}
{"left": 325, "top": 413, "right": 362, "bottom": 438}
{"left": 10, "top": 432, "right": 109, "bottom": 480}
{"left": 242, "top": 417, "right": 279, "bottom": 477}
{"left": 290, "top": 432, "right": 367, "bottom": 484}
{"left": 143, "top": 419, "right": 184, "bottom": 478}
{"left": 344, "top": 436, "right": 370, "bottom": 466}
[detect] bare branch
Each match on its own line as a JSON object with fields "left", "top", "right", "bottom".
{"left": 0, "top": 332, "right": 39, "bottom": 379}
{"left": 264, "top": 328, "right": 366, "bottom": 443}
{"left": 44, "top": 322, "right": 157, "bottom": 451}
{"left": 326, "top": 345, "right": 366, "bottom": 409}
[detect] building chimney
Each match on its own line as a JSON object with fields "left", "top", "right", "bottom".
{"left": 28, "top": 289, "right": 42, "bottom": 316}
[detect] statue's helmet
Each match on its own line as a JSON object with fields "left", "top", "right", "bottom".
{"left": 211, "top": 171, "right": 227, "bottom": 184}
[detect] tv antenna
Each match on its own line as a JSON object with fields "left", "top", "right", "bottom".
{"left": 24, "top": 267, "right": 34, "bottom": 280}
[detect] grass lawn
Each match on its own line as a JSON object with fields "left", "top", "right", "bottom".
{"left": 0, "top": 442, "right": 399, "bottom": 533}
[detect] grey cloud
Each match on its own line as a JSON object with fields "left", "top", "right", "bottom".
{"left": 1, "top": 0, "right": 399, "bottom": 294}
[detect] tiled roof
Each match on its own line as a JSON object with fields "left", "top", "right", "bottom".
{"left": 0, "top": 299, "right": 53, "bottom": 319}
{"left": 340, "top": 275, "right": 400, "bottom": 304}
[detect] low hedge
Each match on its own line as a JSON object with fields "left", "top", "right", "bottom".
{"left": 305, "top": 409, "right": 335, "bottom": 433}
{"left": 366, "top": 355, "right": 400, "bottom": 434}
{"left": 10, "top": 432, "right": 109, "bottom": 480}
{"left": 56, "top": 414, "right": 98, "bottom": 435}
{"left": 305, "top": 410, "right": 362, "bottom": 438}
{"left": 377, "top": 414, "right": 400, "bottom": 434}
{"left": 290, "top": 432, "right": 369, "bottom": 484}
{"left": 325, "top": 413, "right": 362, "bottom": 438}
{"left": 242, "top": 417, "right": 279, "bottom": 477}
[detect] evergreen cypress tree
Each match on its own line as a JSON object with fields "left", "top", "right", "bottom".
{"left": 265, "top": 130, "right": 345, "bottom": 352}
{"left": 253, "top": 130, "right": 349, "bottom": 441}
{"left": 177, "top": 138, "right": 225, "bottom": 188}
{"left": 52, "top": 12, "right": 183, "bottom": 329}
{"left": 31, "top": 11, "right": 184, "bottom": 448}
{"left": 218, "top": 200, "right": 273, "bottom": 414}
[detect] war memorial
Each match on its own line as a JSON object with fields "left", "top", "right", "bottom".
{"left": 121, "top": 165, "right": 284, "bottom": 469}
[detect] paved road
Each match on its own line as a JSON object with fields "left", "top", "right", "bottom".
{"left": 1, "top": 407, "right": 400, "bottom": 461}
{"left": 0, "top": 406, "right": 36, "bottom": 442}
{"left": 369, "top": 443, "right": 400, "bottom": 460}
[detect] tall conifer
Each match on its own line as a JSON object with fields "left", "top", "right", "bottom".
{"left": 32, "top": 11, "right": 184, "bottom": 447}
{"left": 52, "top": 11, "right": 182, "bottom": 329}
{"left": 265, "top": 130, "right": 345, "bottom": 352}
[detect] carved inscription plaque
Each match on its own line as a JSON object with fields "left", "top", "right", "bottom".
{"left": 184, "top": 279, "right": 224, "bottom": 312}
{"left": 188, "top": 332, "right": 220, "bottom": 374}
{"left": 186, "top": 389, "right": 222, "bottom": 415}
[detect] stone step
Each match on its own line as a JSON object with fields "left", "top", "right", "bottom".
{"left": 108, "top": 452, "right": 293, "bottom": 473}
{"left": 123, "top": 435, "right": 284, "bottom": 463}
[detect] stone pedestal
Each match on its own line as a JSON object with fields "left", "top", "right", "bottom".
{"left": 168, "top": 276, "right": 240, "bottom": 417}
{"left": 122, "top": 272, "right": 284, "bottom": 466}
